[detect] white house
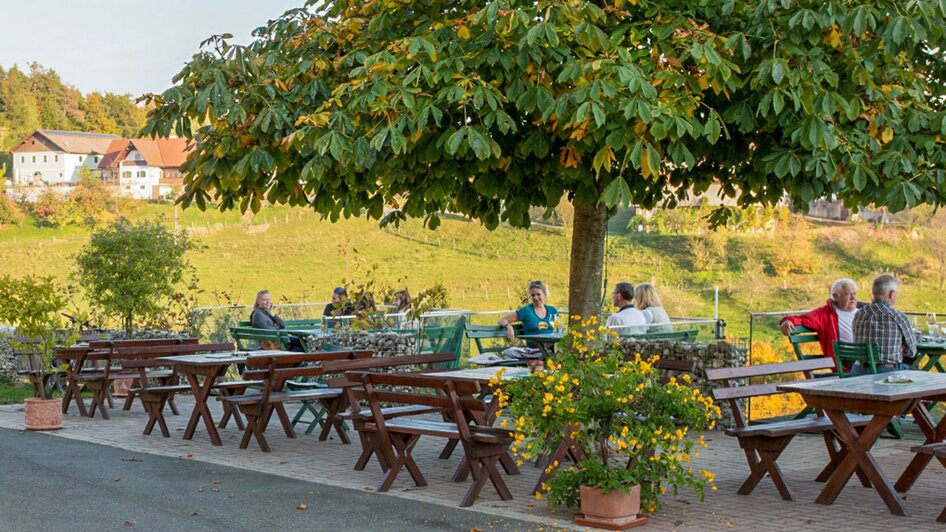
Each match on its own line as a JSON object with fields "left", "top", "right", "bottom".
{"left": 98, "top": 137, "right": 189, "bottom": 200}
{"left": 9, "top": 130, "right": 118, "bottom": 189}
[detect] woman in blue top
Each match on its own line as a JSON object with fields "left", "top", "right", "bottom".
{"left": 498, "top": 280, "right": 559, "bottom": 343}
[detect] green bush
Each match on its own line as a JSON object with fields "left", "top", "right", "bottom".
{"left": 74, "top": 218, "right": 195, "bottom": 333}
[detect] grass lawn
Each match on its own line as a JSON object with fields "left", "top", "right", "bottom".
{"left": 0, "top": 383, "right": 38, "bottom": 405}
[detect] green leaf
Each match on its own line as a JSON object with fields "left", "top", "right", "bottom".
{"left": 446, "top": 128, "right": 466, "bottom": 155}
{"left": 771, "top": 61, "right": 786, "bottom": 85}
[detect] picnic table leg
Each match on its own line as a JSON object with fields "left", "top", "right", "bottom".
{"left": 182, "top": 370, "right": 224, "bottom": 445}
{"left": 895, "top": 401, "right": 946, "bottom": 492}
{"left": 62, "top": 359, "right": 88, "bottom": 416}
{"left": 818, "top": 409, "right": 907, "bottom": 515}
{"left": 816, "top": 431, "right": 872, "bottom": 487}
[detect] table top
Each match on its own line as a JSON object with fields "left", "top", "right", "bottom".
{"left": 421, "top": 367, "right": 531, "bottom": 383}
{"left": 917, "top": 338, "right": 946, "bottom": 353}
{"left": 157, "top": 350, "right": 296, "bottom": 366}
{"left": 518, "top": 332, "right": 563, "bottom": 342}
{"left": 778, "top": 371, "right": 946, "bottom": 402}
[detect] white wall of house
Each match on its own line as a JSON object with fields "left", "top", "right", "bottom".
{"left": 118, "top": 163, "right": 163, "bottom": 200}
{"left": 12, "top": 151, "right": 102, "bottom": 186}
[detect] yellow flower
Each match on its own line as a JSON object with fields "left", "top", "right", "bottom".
{"left": 500, "top": 420, "right": 509, "bottom": 428}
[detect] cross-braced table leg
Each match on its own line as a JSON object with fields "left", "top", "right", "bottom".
{"left": 61, "top": 360, "right": 88, "bottom": 417}
{"left": 819, "top": 409, "right": 907, "bottom": 515}
{"left": 895, "top": 400, "right": 946, "bottom": 492}
{"left": 182, "top": 367, "right": 225, "bottom": 445}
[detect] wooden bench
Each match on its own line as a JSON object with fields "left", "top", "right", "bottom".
{"left": 706, "top": 357, "right": 871, "bottom": 501}
{"left": 11, "top": 332, "right": 106, "bottom": 398}
{"left": 653, "top": 357, "right": 699, "bottom": 384}
{"left": 345, "top": 371, "right": 515, "bottom": 507}
{"left": 908, "top": 443, "right": 946, "bottom": 522}
{"left": 108, "top": 342, "right": 234, "bottom": 425}
{"left": 323, "top": 352, "right": 460, "bottom": 470}
{"left": 74, "top": 338, "right": 200, "bottom": 419}
{"left": 222, "top": 350, "right": 373, "bottom": 451}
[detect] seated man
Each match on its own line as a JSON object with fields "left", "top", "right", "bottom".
{"left": 779, "top": 278, "right": 863, "bottom": 362}
{"left": 852, "top": 274, "right": 916, "bottom": 373}
{"left": 606, "top": 282, "right": 647, "bottom": 335}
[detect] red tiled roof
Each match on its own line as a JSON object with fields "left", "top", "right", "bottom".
{"left": 95, "top": 137, "right": 191, "bottom": 170}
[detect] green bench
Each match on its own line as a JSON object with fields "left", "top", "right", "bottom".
{"left": 236, "top": 318, "right": 323, "bottom": 328}
{"left": 464, "top": 323, "right": 524, "bottom": 356}
{"left": 626, "top": 328, "right": 699, "bottom": 342}
{"left": 229, "top": 326, "right": 294, "bottom": 351}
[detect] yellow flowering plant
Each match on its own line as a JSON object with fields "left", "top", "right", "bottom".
{"left": 502, "top": 316, "right": 720, "bottom": 512}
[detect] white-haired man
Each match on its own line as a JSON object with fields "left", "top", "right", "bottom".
{"left": 852, "top": 274, "right": 916, "bottom": 373}
{"left": 779, "top": 278, "right": 864, "bottom": 361}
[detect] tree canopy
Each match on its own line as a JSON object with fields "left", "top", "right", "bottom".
{"left": 73, "top": 219, "right": 195, "bottom": 334}
{"left": 143, "top": 0, "right": 946, "bottom": 317}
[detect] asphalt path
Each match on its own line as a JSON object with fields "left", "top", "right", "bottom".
{"left": 0, "top": 427, "right": 550, "bottom": 532}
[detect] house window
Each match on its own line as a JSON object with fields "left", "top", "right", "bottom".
{"left": 122, "top": 171, "right": 132, "bottom": 178}
{"left": 94, "top": 156, "right": 99, "bottom": 163}
{"left": 79, "top": 156, "right": 84, "bottom": 162}
{"left": 32, "top": 156, "right": 36, "bottom": 163}
{"left": 43, "top": 155, "right": 47, "bottom": 162}
{"left": 54, "top": 155, "right": 59, "bottom": 162}
{"left": 20, "top": 156, "right": 24, "bottom": 163}
{"left": 140, "top": 185, "right": 146, "bottom": 190}
{"left": 59, "top": 173, "right": 63, "bottom": 178}
{"left": 125, "top": 186, "right": 131, "bottom": 190}
{"left": 137, "top": 171, "right": 146, "bottom": 178}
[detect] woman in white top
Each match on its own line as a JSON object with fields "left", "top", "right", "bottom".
{"left": 634, "top": 283, "right": 672, "bottom": 332}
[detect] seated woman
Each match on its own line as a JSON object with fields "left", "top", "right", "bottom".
{"left": 498, "top": 280, "right": 559, "bottom": 344}
{"left": 392, "top": 289, "right": 416, "bottom": 329}
{"left": 249, "top": 290, "right": 303, "bottom": 351}
{"left": 634, "top": 283, "right": 672, "bottom": 332}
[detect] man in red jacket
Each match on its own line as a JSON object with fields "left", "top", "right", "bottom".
{"left": 779, "top": 278, "right": 863, "bottom": 361}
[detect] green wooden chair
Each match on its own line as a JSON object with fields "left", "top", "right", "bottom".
{"left": 833, "top": 340, "right": 881, "bottom": 377}
{"left": 788, "top": 325, "right": 821, "bottom": 361}
{"left": 833, "top": 340, "right": 903, "bottom": 439}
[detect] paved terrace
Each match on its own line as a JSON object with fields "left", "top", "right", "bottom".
{"left": 2, "top": 398, "right": 945, "bottom": 531}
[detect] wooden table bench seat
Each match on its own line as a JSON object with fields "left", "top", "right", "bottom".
{"left": 347, "top": 370, "right": 515, "bottom": 507}
{"left": 225, "top": 350, "right": 374, "bottom": 451}
{"left": 707, "top": 357, "right": 868, "bottom": 502}
{"left": 911, "top": 442, "right": 946, "bottom": 521}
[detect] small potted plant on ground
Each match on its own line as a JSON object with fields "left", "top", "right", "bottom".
{"left": 501, "top": 316, "right": 720, "bottom": 528}
{"left": 0, "top": 274, "right": 72, "bottom": 430}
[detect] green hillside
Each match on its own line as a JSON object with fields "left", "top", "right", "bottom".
{"left": 1, "top": 202, "right": 945, "bottom": 339}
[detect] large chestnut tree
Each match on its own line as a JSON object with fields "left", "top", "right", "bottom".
{"left": 143, "top": 0, "right": 946, "bottom": 318}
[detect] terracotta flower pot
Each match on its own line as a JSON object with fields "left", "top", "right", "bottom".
{"left": 576, "top": 485, "right": 648, "bottom": 530}
{"left": 24, "top": 397, "right": 63, "bottom": 431}
{"left": 112, "top": 378, "right": 134, "bottom": 397}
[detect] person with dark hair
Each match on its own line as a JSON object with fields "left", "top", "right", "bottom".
{"left": 497, "top": 280, "right": 559, "bottom": 343}
{"left": 323, "top": 287, "right": 356, "bottom": 317}
{"left": 393, "top": 290, "right": 412, "bottom": 313}
{"left": 606, "top": 282, "right": 647, "bottom": 335}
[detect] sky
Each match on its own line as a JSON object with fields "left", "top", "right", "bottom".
{"left": 0, "top": 0, "right": 304, "bottom": 97}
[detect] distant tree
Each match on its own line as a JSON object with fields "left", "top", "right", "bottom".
{"left": 143, "top": 1, "right": 946, "bottom": 318}
{"left": 0, "top": 189, "right": 24, "bottom": 227}
{"left": 74, "top": 219, "right": 195, "bottom": 334}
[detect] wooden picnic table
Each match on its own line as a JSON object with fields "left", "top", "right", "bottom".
{"left": 778, "top": 371, "right": 946, "bottom": 516}
{"left": 56, "top": 344, "right": 109, "bottom": 417}
{"left": 915, "top": 340, "right": 946, "bottom": 372}
{"left": 156, "top": 350, "right": 296, "bottom": 446}
{"left": 517, "top": 332, "right": 563, "bottom": 357}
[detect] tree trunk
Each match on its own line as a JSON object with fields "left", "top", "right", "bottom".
{"left": 568, "top": 202, "right": 609, "bottom": 322}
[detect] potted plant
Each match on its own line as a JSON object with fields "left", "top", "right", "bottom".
{"left": 0, "top": 274, "right": 73, "bottom": 430}
{"left": 501, "top": 316, "right": 720, "bottom": 528}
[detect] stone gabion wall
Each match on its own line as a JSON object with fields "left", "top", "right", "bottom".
{"left": 304, "top": 331, "right": 416, "bottom": 357}
{"left": 107, "top": 330, "right": 193, "bottom": 341}
{"left": 618, "top": 339, "right": 747, "bottom": 430}
{"left": 0, "top": 337, "right": 16, "bottom": 384}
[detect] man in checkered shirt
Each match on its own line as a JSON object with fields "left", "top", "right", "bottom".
{"left": 852, "top": 274, "right": 916, "bottom": 373}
